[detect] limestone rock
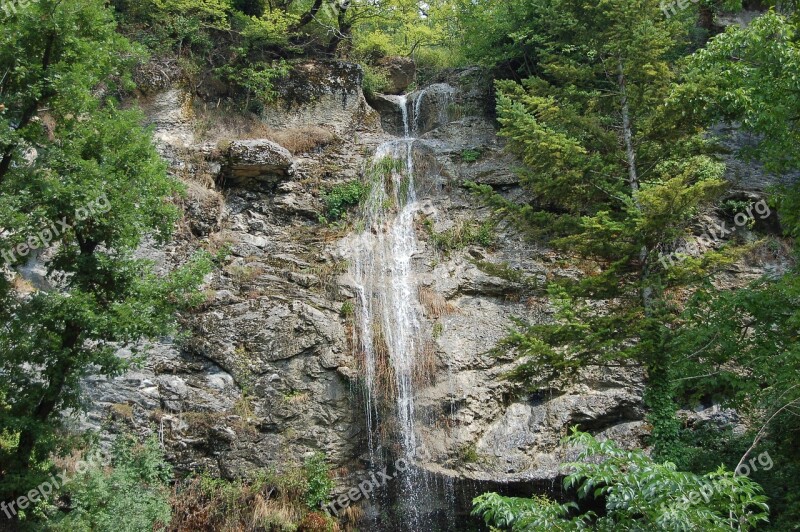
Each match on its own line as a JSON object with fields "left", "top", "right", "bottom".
{"left": 224, "top": 139, "right": 295, "bottom": 187}
{"left": 367, "top": 93, "right": 409, "bottom": 137}
{"left": 376, "top": 56, "right": 416, "bottom": 95}
{"left": 74, "top": 61, "right": 791, "bottom": 508}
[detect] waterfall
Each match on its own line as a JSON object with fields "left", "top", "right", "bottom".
{"left": 350, "top": 94, "right": 428, "bottom": 529}
{"left": 413, "top": 88, "right": 426, "bottom": 136}
{"left": 381, "top": 94, "right": 411, "bottom": 138}
{"left": 412, "top": 84, "right": 456, "bottom": 136}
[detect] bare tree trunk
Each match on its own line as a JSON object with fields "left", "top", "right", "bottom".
{"left": 618, "top": 59, "right": 653, "bottom": 311}
{"left": 618, "top": 61, "right": 639, "bottom": 198}
{"left": 0, "top": 32, "right": 57, "bottom": 186}
{"left": 14, "top": 322, "right": 81, "bottom": 470}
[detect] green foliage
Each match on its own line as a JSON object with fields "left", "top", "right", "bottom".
{"left": 673, "top": 11, "right": 800, "bottom": 173}
{"left": 320, "top": 180, "right": 369, "bottom": 223}
{"left": 459, "top": 443, "right": 480, "bottom": 464}
{"left": 461, "top": 149, "right": 481, "bottom": 163}
{"left": 473, "top": 430, "right": 769, "bottom": 531}
{"left": 45, "top": 436, "right": 172, "bottom": 531}
{"left": 340, "top": 300, "right": 355, "bottom": 318}
{"left": 423, "top": 218, "right": 495, "bottom": 253}
{"left": 302, "top": 453, "right": 334, "bottom": 509}
{"left": 362, "top": 64, "right": 390, "bottom": 99}
{"left": 0, "top": 0, "right": 210, "bottom": 498}
{"left": 350, "top": 0, "right": 465, "bottom": 69}
{"left": 215, "top": 59, "right": 291, "bottom": 107}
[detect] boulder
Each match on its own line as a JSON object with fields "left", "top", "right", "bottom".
{"left": 377, "top": 56, "right": 416, "bottom": 95}
{"left": 224, "top": 139, "right": 294, "bottom": 187}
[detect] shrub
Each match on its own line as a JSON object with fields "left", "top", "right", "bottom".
{"left": 46, "top": 436, "right": 172, "bottom": 531}
{"left": 362, "top": 64, "right": 390, "bottom": 99}
{"left": 461, "top": 149, "right": 481, "bottom": 163}
{"left": 473, "top": 430, "right": 769, "bottom": 531}
{"left": 303, "top": 453, "right": 334, "bottom": 510}
{"left": 340, "top": 301, "right": 355, "bottom": 318}
{"left": 320, "top": 181, "right": 369, "bottom": 223}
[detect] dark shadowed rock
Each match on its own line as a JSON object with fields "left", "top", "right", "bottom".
{"left": 366, "top": 93, "right": 410, "bottom": 136}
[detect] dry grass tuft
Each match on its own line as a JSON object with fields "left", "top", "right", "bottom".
{"left": 371, "top": 321, "right": 398, "bottom": 402}
{"left": 353, "top": 319, "right": 398, "bottom": 403}
{"left": 11, "top": 275, "right": 35, "bottom": 295}
{"left": 267, "top": 126, "right": 336, "bottom": 155}
{"left": 340, "top": 505, "right": 364, "bottom": 528}
{"left": 418, "top": 286, "right": 458, "bottom": 318}
{"left": 414, "top": 340, "right": 438, "bottom": 388}
{"left": 193, "top": 105, "right": 337, "bottom": 155}
{"left": 253, "top": 495, "right": 304, "bottom": 531}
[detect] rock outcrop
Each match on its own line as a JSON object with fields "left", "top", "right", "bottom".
{"left": 224, "top": 139, "right": 295, "bottom": 187}
{"left": 75, "top": 61, "right": 791, "bottom": 526}
{"left": 376, "top": 56, "right": 416, "bottom": 94}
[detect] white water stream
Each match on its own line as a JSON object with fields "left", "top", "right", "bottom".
{"left": 350, "top": 94, "right": 429, "bottom": 527}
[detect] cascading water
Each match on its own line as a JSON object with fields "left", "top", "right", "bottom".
{"left": 412, "top": 84, "right": 455, "bottom": 135}
{"left": 350, "top": 94, "right": 431, "bottom": 529}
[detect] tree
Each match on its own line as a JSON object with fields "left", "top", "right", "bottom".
{"left": 468, "top": 0, "right": 729, "bottom": 456}
{"left": 658, "top": 12, "right": 800, "bottom": 526}
{"left": 672, "top": 11, "right": 800, "bottom": 174}
{"left": 0, "top": 0, "right": 210, "bottom": 501}
{"left": 473, "top": 430, "right": 769, "bottom": 531}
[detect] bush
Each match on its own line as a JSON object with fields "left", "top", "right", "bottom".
{"left": 461, "top": 149, "right": 481, "bottom": 163}
{"left": 473, "top": 430, "right": 769, "bottom": 531}
{"left": 362, "top": 64, "right": 390, "bottom": 99}
{"left": 46, "top": 436, "right": 172, "bottom": 531}
{"left": 320, "top": 181, "right": 369, "bottom": 223}
{"left": 303, "top": 453, "right": 334, "bottom": 510}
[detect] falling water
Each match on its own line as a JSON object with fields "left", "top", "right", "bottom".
{"left": 350, "top": 94, "right": 428, "bottom": 528}
{"left": 381, "top": 94, "right": 411, "bottom": 138}
{"left": 412, "top": 84, "right": 455, "bottom": 136}
{"left": 413, "top": 89, "right": 426, "bottom": 135}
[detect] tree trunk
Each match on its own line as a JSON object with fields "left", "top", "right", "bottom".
{"left": 698, "top": 5, "right": 715, "bottom": 32}
{"left": 295, "top": 0, "right": 326, "bottom": 29}
{"left": 618, "top": 59, "right": 654, "bottom": 312}
{"left": 0, "top": 32, "right": 57, "bottom": 187}
{"left": 14, "top": 322, "right": 81, "bottom": 470}
{"left": 326, "top": 0, "right": 351, "bottom": 55}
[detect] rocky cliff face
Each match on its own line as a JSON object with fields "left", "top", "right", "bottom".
{"left": 76, "top": 60, "right": 790, "bottom": 527}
